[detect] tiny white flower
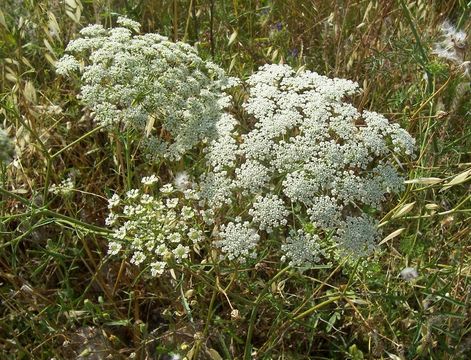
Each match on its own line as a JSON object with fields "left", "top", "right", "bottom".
{"left": 166, "top": 198, "right": 179, "bottom": 209}
{"left": 130, "top": 251, "right": 146, "bottom": 265}
{"left": 168, "top": 232, "right": 182, "bottom": 243}
{"left": 108, "top": 194, "right": 120, "bottom": 208}
{"left": 173, "top": 244, "right": 190, "bottom": 261}
{"left": 105, "top": 212, "right": 118, "bottom": 226}
{"left": 187, "top": 228, "right": 203, "bottom": 243}
{"left": 123, "top": 205, "right": 136, "bottom": 216}
{"left": 55, "top": 54, "right": 80, "bottom": 76}
{"left": 49, "top": 177, "right": 74, "bottom": 195}
{"left": 183, "top": 189, "right": 200, "bottom": 200}
{"left": 155, "top": 243, "right": 168, "bottom": 256}
{"left": 150, "top": 261, "right": 167, "bottom": 276}
{"left": 116, "top": 16, "right": 141, "bottom": 32}
{"left": 181, "top": 206, "right": 195, "bottom": 220}
{"left": 126, "top": 189, "right": 140, "bottom": 199}
{"left": 141, "top": 175, "right": 159, "bottom": 186}
{"left": 160, "top": 184, "right": 174, "bottom": 194}
{"left": 140, "top": 193, "right": 154, "bottom": 204}
{"left": 108, "top": 241, "right": 122, "bottom": 255}
{"left": 113, "top": 227, "right": 127, "bottom": 240}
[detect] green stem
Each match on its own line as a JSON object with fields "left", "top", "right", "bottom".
{"left": 399, "top": 0, "right": 432, "bottom": 93}
{"left": 182, "top": 0, "right": 194, "bottom": 42}
{"left": 292, "top": 295, "right": 342, "bottom": 321}
{"left": 244, "top": 266, "right": 290, "bottom": 360}
{"left": 193, "top": 287, "right": 218, "bottom": 358}
{"left": 209, "top": 0, "right": 215, "bottom": 58}
{"left": 51, "top": 125, "right": 104, "bottom": 159}
{"left": 0, "top": 187, "right": 111, "bottom": 235}
{"left": 125, "top": 129, "right": 132, "bottom": 189}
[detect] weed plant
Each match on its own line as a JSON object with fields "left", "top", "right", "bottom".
{"left": 0, "top": 1, "right": 470, "bottom": 359}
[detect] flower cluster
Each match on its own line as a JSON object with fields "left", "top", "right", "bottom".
{"left": 49, "top": 177, "right": 75, "bottom": 195}
{"left": 249, "top": 194, "right": 289, "bottom": 233}
{"left": 201, "top": 64, "right": 414, "bottom": 265}
{"left": 333, "top": 214, "right": 379, "bottom": 259}
{"left": 0, "top": 128, "right": 14, "bottom": 164}
{"left": 280, "top": 230, "right": 322, "bottom": 267}
{"left": 216, "top": 219, "right": 260, "bottom": 262}
{"left": 57, "top": 17, "right": 238, "bottom": 161}
{"left": 106, "top": 178, "right": 205, "bottom": 276}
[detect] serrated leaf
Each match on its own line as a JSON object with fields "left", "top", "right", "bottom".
{"left": 392, "top": 202, "right": 415, "bottom": 219}
{"left": 228, "top": 30, "right": 238, "bottom": 46}
{"left": 379, "top": 228, "right": 405, "bottom": 245}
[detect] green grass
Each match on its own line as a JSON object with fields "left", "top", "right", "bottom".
{"left": 1, "top": 0, "right": 470, "bottom": 359}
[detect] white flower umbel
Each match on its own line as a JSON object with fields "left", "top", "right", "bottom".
{"left": 249, "top": 194, "right": 289, "bottom": 233}
{"left": 57, "top": 17, "right": 238, "bottom": 161}
{"left": 201, "top": 64, "right": 415, "bottom": 265}
{"left": 334, "top": 214, "right": 380, "bottom": 260}
{"left": 281, "top": 229, "right": 322, "bottom": 268}
{"left": 55, "top": 54, "right": 80, "bottom": 76}
{"left": 105, "top": 176, "right": 206, "bottom": 277}
{"left": 306, "top": 196, "right": 343, "bottom": 229}
{"left": 216, "top": 220, "right": 260, "bottom": 262}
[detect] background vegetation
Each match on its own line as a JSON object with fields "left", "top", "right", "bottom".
{"left": 0, "top": 0, "right": 470, "bottom": 358}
